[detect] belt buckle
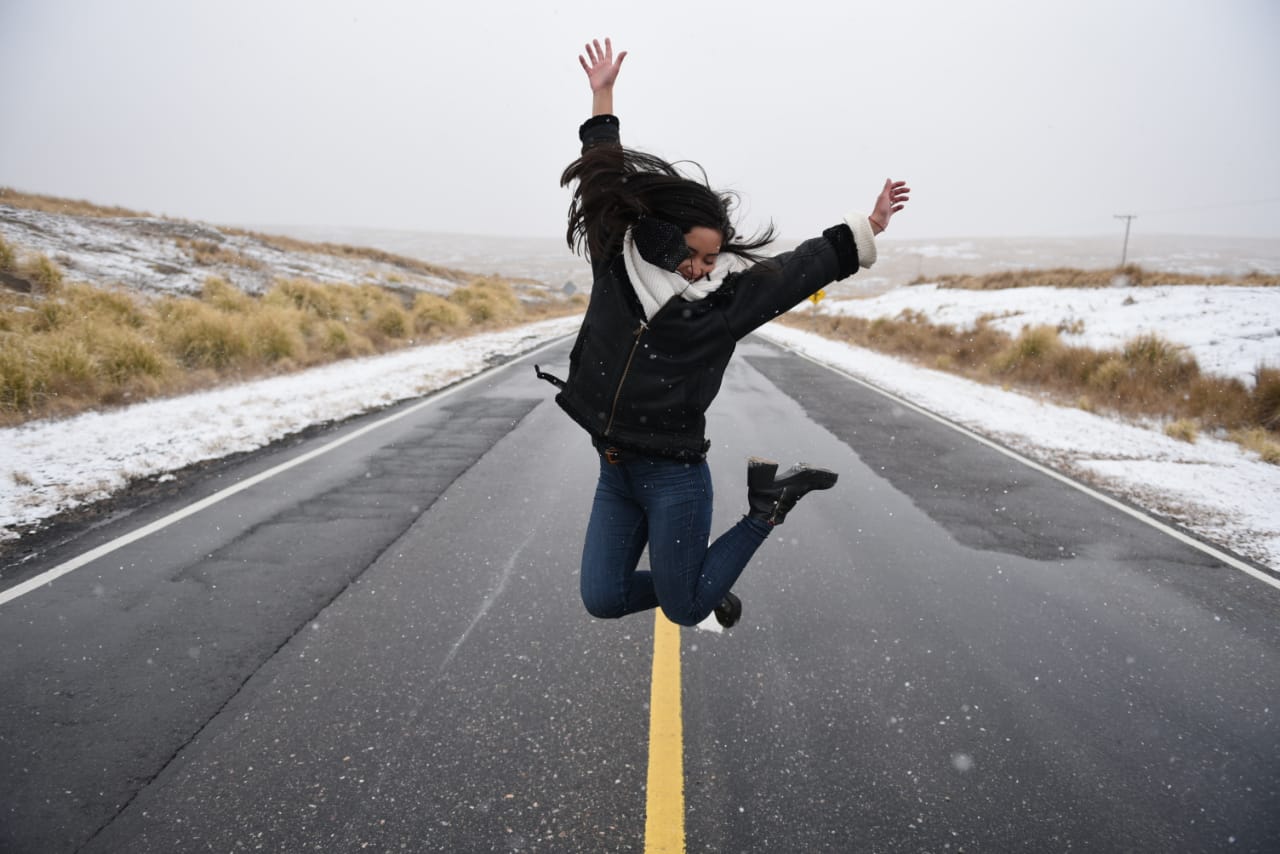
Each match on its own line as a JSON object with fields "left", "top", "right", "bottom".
{"left": 604, "top": 447, "right": 622, "bottom": 465}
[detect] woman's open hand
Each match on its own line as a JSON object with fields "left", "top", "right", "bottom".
{"left": 580, "top": 37, "right": 627, "bottom": 93}
{"left": 870, "top": 179, "right": 910, "bottom": 234}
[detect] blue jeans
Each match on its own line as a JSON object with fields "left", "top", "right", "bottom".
{"left": 579, "top": 451, "right": 772, "bottom": 626}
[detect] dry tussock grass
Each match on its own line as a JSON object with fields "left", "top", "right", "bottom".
{"left": 1, "top": 186, "right": 154, "bottom": 218}
{"left": 1164, "top": 419, "right": 1199, "bottom": 443}
{"left": 922, "top": 264, "right": 1279, "bottom": 289}
{"left": 1231, "top": 428, "right": 1280, "bottom": 464}
{"left": 783, "top": 308, "right": 1279, "bottom": 462}
{"left": 1, "top": 236, "right": 65, "bottom": 294}
{"left": 176, "top": 237, "right": 265, "bottom": 271}
{"left": 0, "top": 252, "right": 581, "bottom": 426}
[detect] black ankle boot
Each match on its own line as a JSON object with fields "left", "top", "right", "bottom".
{"left": 746, "top": 457, "right": 839, "bottom": 526}
{"left": 714, "top": 592, "right": 742, "bottom": 628}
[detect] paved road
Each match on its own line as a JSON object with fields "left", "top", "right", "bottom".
{"left": 1, "top": 337, "right": 1276, "bottom": 853}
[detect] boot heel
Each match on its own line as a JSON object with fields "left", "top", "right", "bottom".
{"left": 747, "top": 457, "right": 778, "bottom": 490}
{"left": 746, "top": 458, "right": 839, "bottom": 526}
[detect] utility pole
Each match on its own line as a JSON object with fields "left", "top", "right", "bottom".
{"left": 1114, "top": 214, "right": 1136, "bottom": 268}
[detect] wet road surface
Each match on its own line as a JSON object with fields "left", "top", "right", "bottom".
{"left": 1, "top": 336, "right": 1277, "bottom": 853}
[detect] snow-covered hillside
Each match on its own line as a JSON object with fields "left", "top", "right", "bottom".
{"left": 0, "top": 203, "right": 550, "bottom": 300}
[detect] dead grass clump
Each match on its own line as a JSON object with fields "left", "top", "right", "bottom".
{"left": 1240, "top": 271, "right": 1280, "bottom": 287}
{"left": 20, "top": 254, "right": 64, "bottom": 293}
{"left": 201, "top": 276, "right": 253, "bottom": 313}
{"left": 0, "top": 236, "right": 15, "bottom": 271}
{"left": 29, "top": 297, "right": 74, "bottom": 332}
{"left": 178, "top": 238, "right": 265, "bottom": 271}
{"left": 1252, "top": 366, "right": 1280, "bottom": 430}
{"left": 1232, "top": 428, "right": 1280, "bottom": 464}
{"left": 989, "top": 327, "right": 1119, "bottom": 396}
{"left": 991, "top": 325, "right": 1062, "bottom": 375}
{"left": 0, "top": 285, "right": 171, "bottom": 420}
{"left": 158, "top": 299, "right": 250, "bottom": 370}
{"left": 369, "top": 303, "right": 411, "bottom": 342}
{"left": 1183, "top": 375, "right": 1252, "bottom": 430}
{"left": 312, "top": 319, "right": 374, "bottom": 360}
{"left": 339, "top": 285, "right": 411, "bottom": 348}
{"left": 264, "top": 278, "right": 346, "bottom": 319}
{"left": 1122, "top": 334, "right": 1199, "bottom": 389}
{"left": 97, "top": 325, "right": 170, "bottom": 384}
{"left": 246, "top": 308, "right": 306, "bottom": 367}
{"left": 1164, "top": 419, "right": 1199, "bottom": 443}
{"left": 1086, "top": 357, "right": 1128, "bottom": 393}
{"left": 412, "top": 293, "right": 471, "bottom": 338}
{"left": 68, "top": 283, "right": 147, "bottom": 327}
{"left": 926, "top": 265, "right": 1280, "bottom": 290}
{"left": 0, "top": 345, "right": 38, "bottom": 413}
{"left": 449, "top": 278, "right": 521, "bottom": 325}
{"left": 0, "top": 241, "right": 65, "bottom": 295}
{"left": 36, "top": 336, "right": 96, "bottom": 388}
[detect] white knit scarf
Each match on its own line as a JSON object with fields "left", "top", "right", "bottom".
{"left": 622, "top": 227, "right": 733, "bottom": 320}
{"left": 620, "top": 215, "right": 878, "bottom": 321}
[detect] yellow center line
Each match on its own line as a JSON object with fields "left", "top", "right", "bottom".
{"left": 644, "top": 612, "right": 685, "bottom": 853}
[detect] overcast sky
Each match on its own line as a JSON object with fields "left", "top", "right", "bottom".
{"left": 2, "top": 0, "right": 1278, "bottom": 242}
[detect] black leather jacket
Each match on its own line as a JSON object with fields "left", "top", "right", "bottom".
{"left": 538, "top": 116, "right": 865, "bottom": 461}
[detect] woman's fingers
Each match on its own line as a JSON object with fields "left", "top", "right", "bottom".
{"left": 870, "top": 179, "right": 911, "bottom": 231}
{"left": 580, "top": 36, "right": 626, "bottom": 89}
{"left": 582, "top": 38, "right": 622, "bottom": 70}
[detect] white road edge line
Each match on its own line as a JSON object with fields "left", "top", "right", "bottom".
{"left": 0, "top": 337, "right": 569, "bottom": 608}
{"left": 770, "top": 337, "right": 1280, "bottom": 593}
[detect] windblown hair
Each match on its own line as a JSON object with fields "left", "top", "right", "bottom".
{"left": 561, "top": 144, "right": 775, "bottom": 265}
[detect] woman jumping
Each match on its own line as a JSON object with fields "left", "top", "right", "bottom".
{"left": 537, "top": 37, "right": 909, "bottom": 629}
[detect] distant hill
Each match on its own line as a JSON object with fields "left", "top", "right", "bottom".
{"left": 0, "top": 189, "right": 555, "bottom": 303}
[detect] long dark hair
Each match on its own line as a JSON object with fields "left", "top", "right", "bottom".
{"left": 561, "top": 144, "right": 775, "bottom": 265}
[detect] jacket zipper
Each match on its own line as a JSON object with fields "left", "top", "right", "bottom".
{"left": 604, "top": 320, "right": 647, "bottom": 436}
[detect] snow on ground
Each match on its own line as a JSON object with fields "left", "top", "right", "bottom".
{"left": 821, "top": 284, "right": 1279, "bottom": 384}
{"left": 2, "top": 292, "right": 1278, "bottom": 573}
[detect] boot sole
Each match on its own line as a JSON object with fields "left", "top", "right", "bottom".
{"left": 775, "top": 465, "right": 838, "bottom": 491}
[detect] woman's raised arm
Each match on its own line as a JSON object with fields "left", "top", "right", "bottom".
{"left": 579, "top": 37, "right": 627, "bottom": 116}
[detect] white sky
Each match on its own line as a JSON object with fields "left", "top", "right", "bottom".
{"left": 2, "top": 0, "right": 1279, "bottom": 241}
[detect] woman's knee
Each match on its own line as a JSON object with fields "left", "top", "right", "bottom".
{"left": 581, "top": 588, "right": 627, "bottom": 619}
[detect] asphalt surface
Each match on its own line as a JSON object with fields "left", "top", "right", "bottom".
{"left": 1, "top": 336, "right": 1277, "bottom": 853}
